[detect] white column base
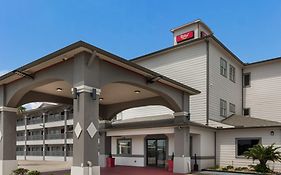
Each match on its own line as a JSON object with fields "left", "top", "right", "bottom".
{"left": 173, "top": 157, "right": 191, "bottom": 173}
{"left": 0, "top": 160, "right": 18, "bottom": 175}
{"left": 99, "top": 154, "right": 107, "bottom": 168}
{"left": 71, "top": 166, "right": 100, "bottom": 175}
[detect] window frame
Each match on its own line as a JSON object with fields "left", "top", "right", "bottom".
{"left": 235, "top": 138, "right": 261, "bottom": 158}
{"left": 229, "top": 103, "right": 236, "bottom": 113}
{"left": 243, "top": 73, "right": 251, "bottom": 87}
{"left": 229, "top": 64, "right": 236, "bottom": 82}
{"left": 117, "top": 138, "right": 132, "bottom": 156}
{"left": 220, "top": 99, "right": 227, "bottom": 117}
{"left": 220, "top": 58, "right": 228, "bottom": 77}
{"left": 243, "top": 108, "right": 250, "bottom": 116}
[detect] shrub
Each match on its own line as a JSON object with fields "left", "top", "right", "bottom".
{"left": 226, "top": 165, "right": 234, "bottom": 170}
{"left": 12, "top": 168, "right": 29, "bottom": 175}
{"left": 27, "top": 171, "right": 40, "bottom": 175}
{"left": 244, "top": 143, "right": 281, "bottom": 173}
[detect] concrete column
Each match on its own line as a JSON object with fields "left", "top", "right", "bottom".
{"left": 0, "top": 107, "right": 18, "bottom": 175}
{"left": 99, "top": 128, "right": 111, "bottom": 167}
{"left": 64, "top": 109, "right": 68, "bottom": 162}
{"left": 173, "top": 126, "right": 191, "bottom": 174}
{"left": 71, "top": 87, "right": 100, "bottom": 175}
{"left": 24, "top": 115, "right": 27, "bottom": 160}
{"left": 42, "top": 113, "right": 46, "bottom": 161}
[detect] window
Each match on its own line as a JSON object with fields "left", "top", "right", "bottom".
{"left": 244, "top": 108, "right": 250, "bottom": 116}
{"left": 236, "top": 138, "right": 260, "bottom": 156}
{"left": 229, "top": 65, "right": 236, "bottom": 82}
{"left": 229, "top": 103, "right": 236, "bottom": 113}
{"left": 220, "top": 58, "right": 227, "bottom": 77}
{"left": 117, "top": 139, "right": 131, "bottom": 155}
{"left": 243, "top": 73, "right": 251, "bottom": 87}
{"left": 220, "top": 99, "right": 227, "bottom": 117}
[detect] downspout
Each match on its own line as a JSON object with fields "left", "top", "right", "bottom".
{"left": 206, "top": 39, "right": 210, "bottom": 125}
{"left": 214, "top": 131, "right": 217, "bottom": 166}
{"left": 242, "top": 69, "right": 244, "bottom": 115}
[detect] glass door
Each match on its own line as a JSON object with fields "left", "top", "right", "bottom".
{"left": 146, "top": 139, "right": 166, "bottom": 167}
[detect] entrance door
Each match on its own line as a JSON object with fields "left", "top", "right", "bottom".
{"left": 146, "top": 139, "right": 166, "bottom": 167}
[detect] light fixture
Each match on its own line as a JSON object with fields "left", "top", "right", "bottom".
{"left": 56, "top": 88, "right": 63, "bottom": 92}
{"left": 99, "top": 98, "right": 104, "bottom": 101}
{"left": 270, "top": 131, "right": 274, "bottom": 136}
{"left": 134, "top": 90, "right": 141, "bottom": 94}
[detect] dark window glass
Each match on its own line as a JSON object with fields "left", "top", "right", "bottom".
{"left": 117, "top": 139, "right": 131, "bottom": 155}
{"left": 244, "top": 108, "right": 250, "bottom": 116}
{"left": 243, "top": 73, "right": 251, "bottom": 87}
{"left": 237, "top": 139, "right": 260, "bottom": 156}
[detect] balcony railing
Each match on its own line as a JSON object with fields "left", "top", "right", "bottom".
{"left": 26, "top": 151, "right": 43, "bottom": 156}
{"left": 46, "top": 151, "right": 64, "bottom": 156}
{"left": 27, "top": 118, "right": 43, "bottom": 125}
{"left": 16, "top": 151, "right": 25, "bottom": 156}
{"left": 46, "top": 134, "right": 64, "bottom": 140}
{"left": 67, "top": 114, "right": 73, "bottom": 120}
{"left": 67, "top": 132, "right": 73, "bottom": 139}
{"left": 17, "top": 121, "right": 25, "bottom": 126}
{"left": 46, "top": 115, "right": 64, "bottom": 123}
{"left": 17, "top": 136, "right": 25, "bottom": 141}
{"left": 27, "top": 135, "right": 43, "bottom": 140}
{"left": 66, "top": 151, "right": 73, "bottom": 156}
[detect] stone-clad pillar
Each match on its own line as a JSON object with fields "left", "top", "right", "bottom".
{"left": 71, "top": 86, "right": 100, "bottom": 175}
{"left": 0, "top": 106, "right": 18, "bottom": 175}
{"left": 99, "top": 121, "right": 111, "bottom": 167}
{"left": 42, "top": 112, "right": 47, "bottom": 161}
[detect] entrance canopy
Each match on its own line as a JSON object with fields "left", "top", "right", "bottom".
{"left": 0, "top": 41, "right": 200, "bottom": 175}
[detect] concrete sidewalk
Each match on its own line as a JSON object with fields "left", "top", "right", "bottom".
{"left": 18, "top": 160, "right": 72, "bottom": 173}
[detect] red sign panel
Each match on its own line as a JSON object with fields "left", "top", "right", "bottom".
{"left": 176, "top": 31, "right": 194, "bottom": 43}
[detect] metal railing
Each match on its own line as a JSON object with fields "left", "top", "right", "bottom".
{"left": 67, "top": 132, "right": 73, "bottom": 139}
{"left": 67, "top": 114, "right": 73, "bottom": 120}
{"left": 46, "top": 114, "right": 64, "bottom": 123}
{"left": 17, "top": 121, "right": 25, "bottom": 126}
{"left": 45, "top": 134, "right": 64, "bottom": 140}
{"left": 26, "top": 151, "right": 43, "bottom": 156}
{"left": 66, "top": 151, "right": 73, "bottom": 156}
{"left": 46, "top": 151, "right": 64, "bottom": 156}
{"left": 16, "top": 151, "right": 25, "bottom": 156}
{"left": 27, "top": 118, "right": 43, "bottom": 125}
{"left": 17, "top": 136, "right": 25, "bottom": 141}
{"left": 27, "top": 135, "right": 43, "bottom": 140}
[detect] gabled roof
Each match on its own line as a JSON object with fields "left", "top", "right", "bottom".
{"left": 0, "top": 41, "right": 200, "bottom": 95}
{"left": 221, "top": 114, "right": 281, "bottom": 128}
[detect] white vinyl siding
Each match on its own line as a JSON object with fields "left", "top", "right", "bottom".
{"left": 220, "top": 99, "right": 227, "bottom": 117}
{"left": 209, "top": 41, "right": 243, "bottom": 121}
{"left": 220, "top": 58, "right": 227, "bottom": 77}
{"left": 244, "top": 61, "right": 281, "bottom": 121}
{"left": 134, "top": 42, "right": 207, "bottom": 124}
{"left": 229, "top": 64, "right": 235, "bottom": 82}
{"left": 216, "top": 128, "right": 281, "bottom": 171}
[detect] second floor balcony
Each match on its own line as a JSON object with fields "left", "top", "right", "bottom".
{"left": 46, "top": 134, "right": 64, "bottom": 140}
{"left": 26, "top": 151, "right": 43, "bottom": 156}
{"left": 27, "top": 135, "right": 43, "bottom": 140}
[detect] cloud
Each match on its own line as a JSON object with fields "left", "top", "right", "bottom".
{"left": 0, "top": 70, "right": 9, "bottom": 76}
{"left": 23, "top": 102, "right": 42, "bottom": 110}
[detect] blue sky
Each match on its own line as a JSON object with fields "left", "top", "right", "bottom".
{"left": 0, "top": 0, "right": 281, "bottom": 75}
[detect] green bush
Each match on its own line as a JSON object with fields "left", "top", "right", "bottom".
{"left": 226, "top": 165, "right": 234, "bottom": 170}
{"left": 27, "top": 171, "right": 40, "bottom": 175}
{"left": 12, "top": 168, "right": 29, "bottom": 175}
{"left": 244, "top": 143, "right": 281, "bottom": 173}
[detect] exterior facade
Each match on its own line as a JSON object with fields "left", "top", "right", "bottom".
{"left": 16, "top": 104, "right": 73, "bottom": 161}
{"left": 1, "top": 19, "right": 281, "bottom": 175}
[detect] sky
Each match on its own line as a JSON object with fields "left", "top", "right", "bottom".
{"left": 0, "top": 0, "right": 281, "bottom": 76}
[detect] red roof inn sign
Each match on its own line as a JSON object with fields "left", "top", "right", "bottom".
{"left": 176, "top": 31, "right": 194, "bottom": 43}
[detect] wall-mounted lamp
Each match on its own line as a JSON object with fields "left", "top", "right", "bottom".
{"left": 270, "top": 131, "right": 275, "bottom": 136}
{"left": 134, "top": 90, "right": 141, "bottom": 94}
{"left": 56, "top": 88, "right": 63, "bottom": 92}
